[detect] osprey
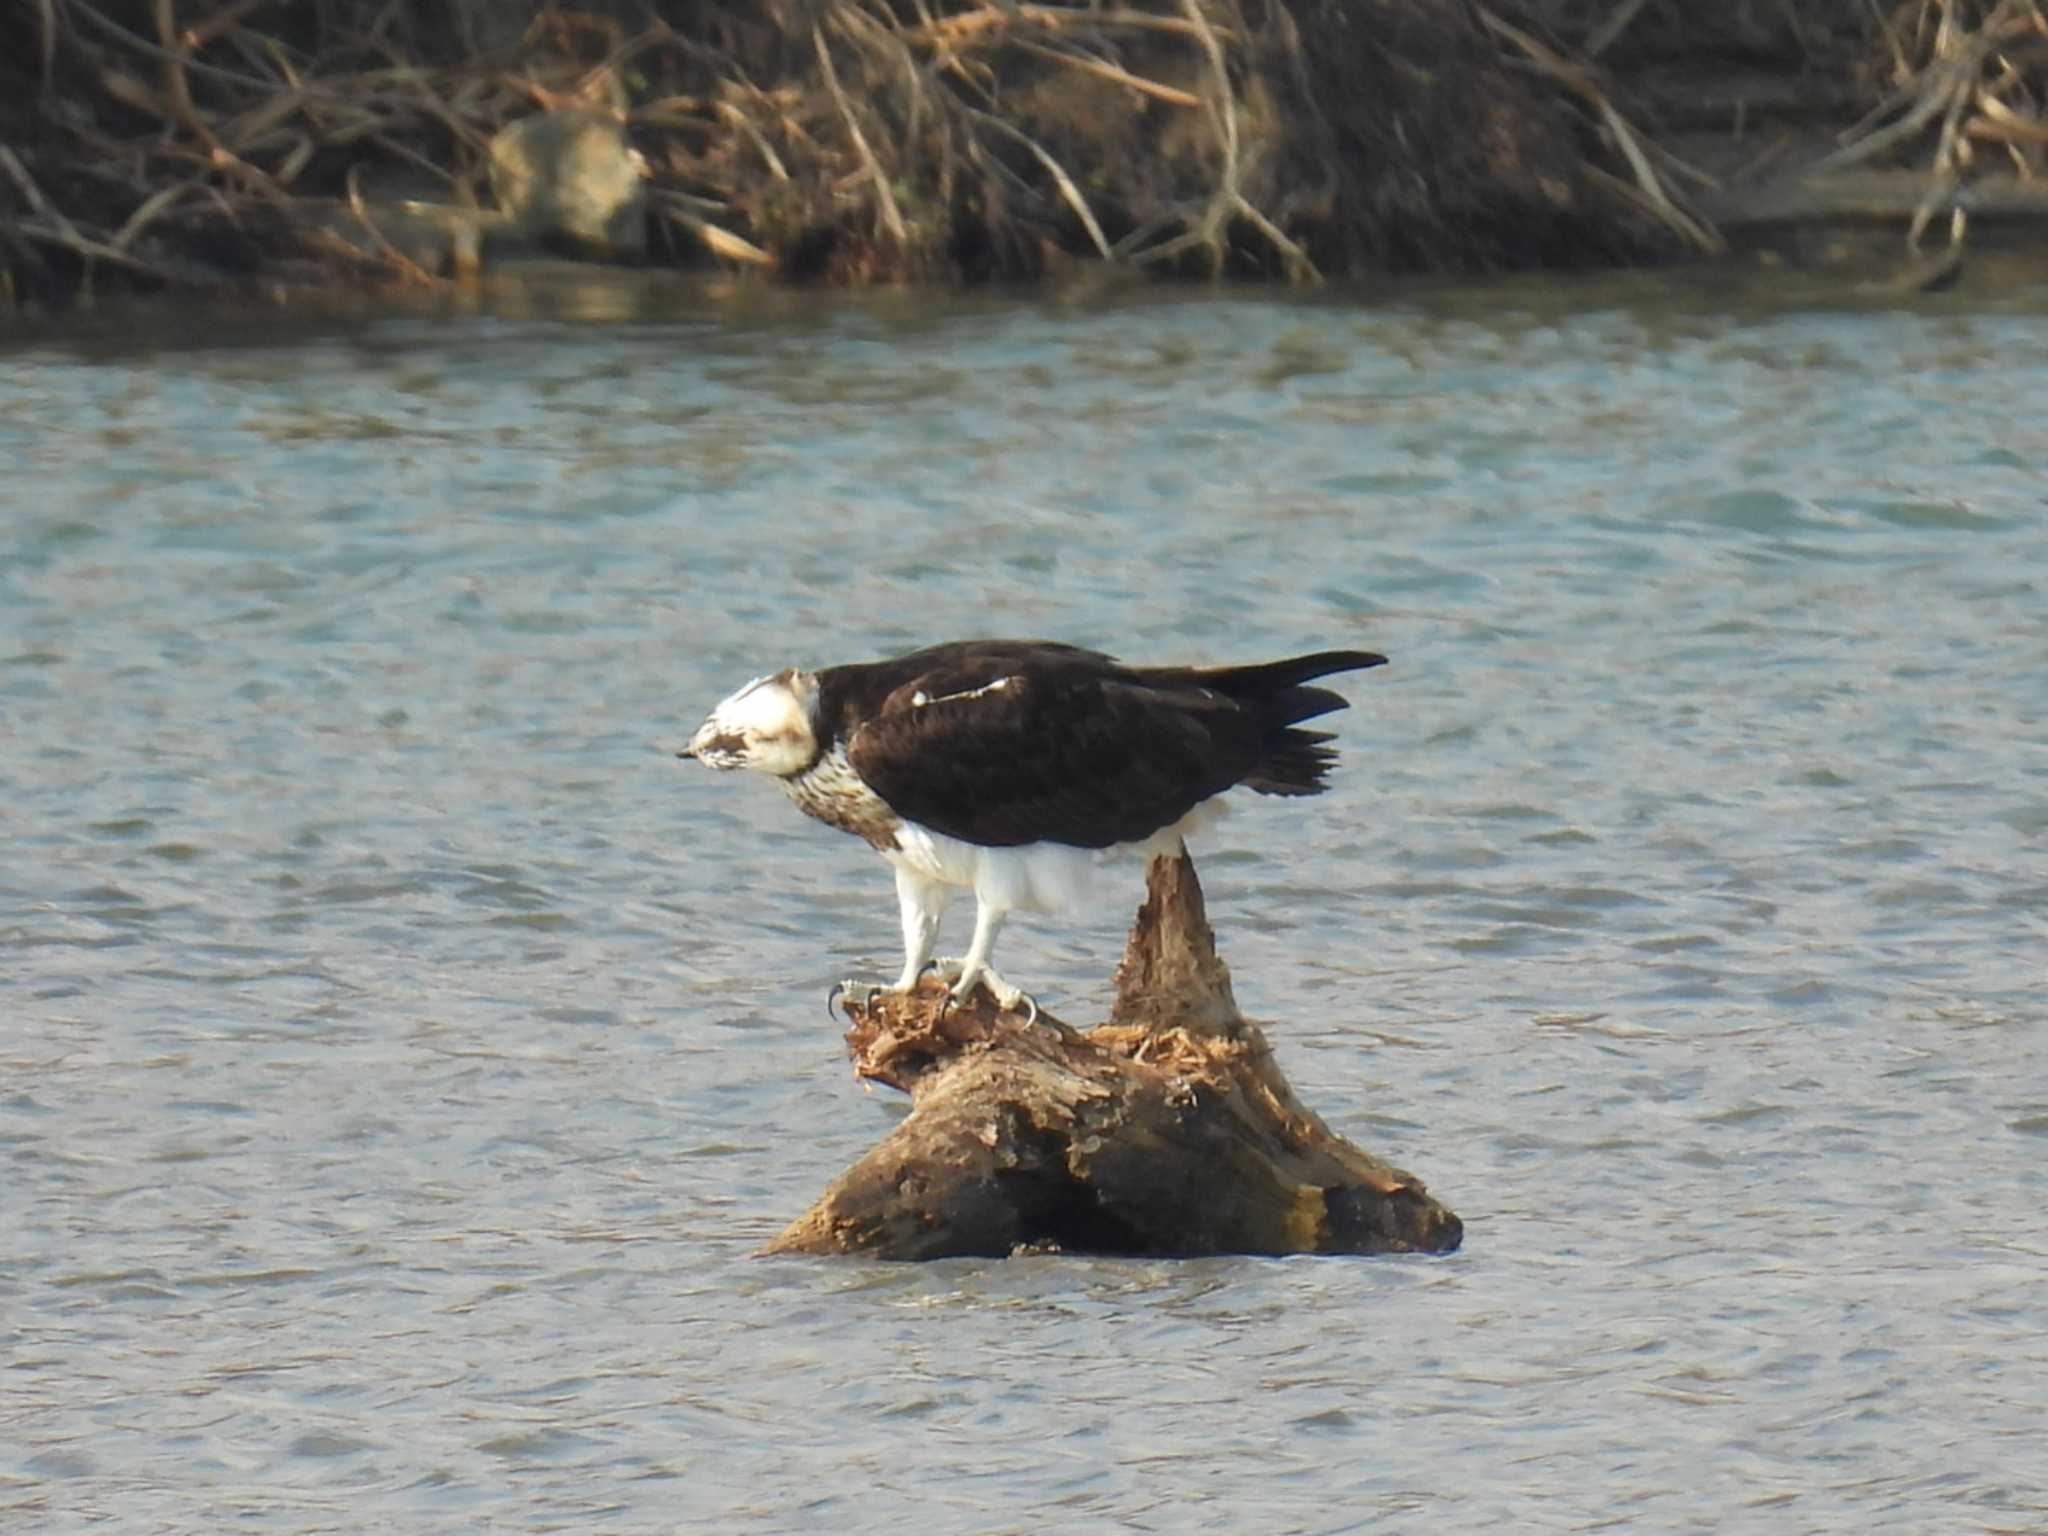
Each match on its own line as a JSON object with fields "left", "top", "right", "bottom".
{"left": 679, "top": 639, "right": 1385, "bottom": 1016}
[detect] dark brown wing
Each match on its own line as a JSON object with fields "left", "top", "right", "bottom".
{"left": 815, "top": 640, "right": 1112, "bottom": 744}
{"left": 845, "top": 668, "right": 1260, "bottom": 849}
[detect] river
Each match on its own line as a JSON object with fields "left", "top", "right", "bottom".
{"left": 4, "top": 264, "right": 2045, "bottom": 1532}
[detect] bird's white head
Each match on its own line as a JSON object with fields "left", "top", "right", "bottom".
{"left": 679, "top": 668, "right": 821, "bottom": 777}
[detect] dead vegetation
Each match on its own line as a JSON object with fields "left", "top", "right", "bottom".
{"left": 4, "top": 1, "right": 2046, "bottom": 304}
{"left": 1581, "top": 0, "right": 2048, "bottom": 270}
{"left": 0, "top": 0, "right": 1703, "bottom": 303}
{"left": 1821, "top": 0, "right": 2048, "bottom": 249}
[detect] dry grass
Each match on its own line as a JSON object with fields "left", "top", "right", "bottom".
{"left": 1822, "top": 0, "right": 2048, "bottom": 247}
{"left": 1, "top": 0, "right": 1760, "bottom": 303}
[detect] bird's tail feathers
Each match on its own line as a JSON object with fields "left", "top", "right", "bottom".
{"left": 1244, "top": 727, "right": 1341, "bottom": 796}
{"left": 1264, "top": 682, "right": 1355, "bottom": 728}
{"left": 1184, "top": 649, "right": 1386, "bottom": 716}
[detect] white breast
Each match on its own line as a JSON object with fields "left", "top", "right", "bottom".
{"left": 883, "top": 797, "right": 1229, "bottom": 914}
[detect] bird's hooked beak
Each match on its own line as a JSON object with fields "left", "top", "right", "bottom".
{"left": 677, "top": 714, "right": 744, "bottom": 769}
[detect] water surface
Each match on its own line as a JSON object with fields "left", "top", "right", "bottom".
{"left": 4, "top": 269, "right": 2046, "bottom": 1532}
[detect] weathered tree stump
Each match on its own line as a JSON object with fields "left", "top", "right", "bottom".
{"left": 765, "top": 852, "right": 1462, "bottom": 1260}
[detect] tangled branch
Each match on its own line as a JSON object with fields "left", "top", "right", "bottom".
{"left": 3, "top": 0, "right": 1711, "bottom": 299}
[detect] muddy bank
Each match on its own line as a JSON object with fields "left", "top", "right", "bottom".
{"left": 3, "top": 1, "right": 2042, "bottom": 305}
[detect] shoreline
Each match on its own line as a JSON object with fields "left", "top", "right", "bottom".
{"left": 4, "top": 2, "right": 2041, "bottom": 309}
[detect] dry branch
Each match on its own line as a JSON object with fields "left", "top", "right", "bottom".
{"left": 344, "top": 165, "right": 440, "bottom": 284}
{"left": 1477, "top": 4, "right": 1721, "bottom": 254}
{"left": 1811, "top": 48, "right": 1981, "bottom": 173}
{"left": 899, "top": 4, "right": 1236, "bottom": 48}
{"left": 1745, "top": 0, "right": 2048, "bottom": 251}
{"left": 111, "top": 180, "right": 201, "bottom": 249}
{"left": 967, "top": 110, "right": 1114, "bottom": 259}
{"left": 812, "top": 21, "right": 907, "bottom": 248}
{"left": 652, "top": 192, "right": 775, "bottom": 265}
{"left": 1010, "top": 40, "right": 1203, "bottom": 108}
{"left": 0, "top": 146, "right": 81, "bottom": 242}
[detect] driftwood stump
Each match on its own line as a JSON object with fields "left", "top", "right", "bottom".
{"left": 764, "top": 852, "right": 1462, "bottom": 1260}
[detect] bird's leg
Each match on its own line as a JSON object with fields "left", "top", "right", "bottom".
{"left": 889, "top": 868, "right": 949, "bottom": 992}
{"left": 831, "top": 868, "right": 951, "bottom": 1015}
{"left": 944, "top": 897, "right": 1036, "bottom": 1018}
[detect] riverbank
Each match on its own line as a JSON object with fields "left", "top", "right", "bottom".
{"left": 3, "top": 1, "right": 2042, "bottom": 306}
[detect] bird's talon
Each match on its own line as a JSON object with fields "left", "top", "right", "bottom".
{"left": 828, "top": 979, "right": 889, "bottom": 1018}
{"left": 984, "top": 985, "right": 1036, "bottom": 1022}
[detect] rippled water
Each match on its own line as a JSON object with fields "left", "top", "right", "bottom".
{"left": 5, "top": 270, "right": 2046, "bottom": 1532}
